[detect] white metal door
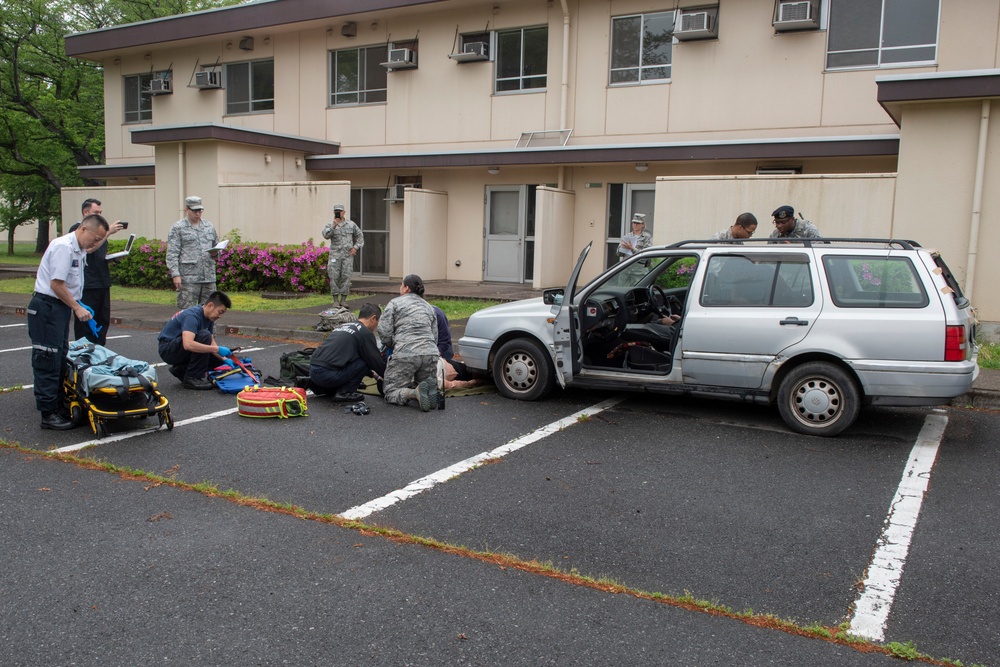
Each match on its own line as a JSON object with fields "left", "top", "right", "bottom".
{"left": 485, "top": 187, "right": 525, "bottom": 282}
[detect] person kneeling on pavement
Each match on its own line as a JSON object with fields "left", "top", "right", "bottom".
{"left": 377, "top": 274, "right": 443, "bottom": 411}
{"left": 157, "top": 291, "right": 234, "bottom": 390}
{"left": 309, "top": 303, "right": 386, "bottom": 402}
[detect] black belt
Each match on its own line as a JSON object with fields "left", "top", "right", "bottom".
{"left": 32, "top": 292, "right": 61, "bottom": 303}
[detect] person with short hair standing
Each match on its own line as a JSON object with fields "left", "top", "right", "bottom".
{"left": 69, "top": 198, "right": 125, "bottom": 345}
{"left": 28, "top": 214, "right": 109, "bottom": 429}
{"left": 166, "top": 196, "right": 220, "bottom": 310}
{"left": 322, "top": 203, "right": 363, "bottom": 307}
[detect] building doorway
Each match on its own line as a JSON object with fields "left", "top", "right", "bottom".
{"left": 606, "top": 183, "right": 655, "bottom": 268}
{"left": 350, "top": 188, "right": 389, "bottom": 276}
{"left": 484, "top": 184, "right": 536, "bottom": 282}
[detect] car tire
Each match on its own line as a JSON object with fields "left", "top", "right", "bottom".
{"left": 777, "top": 362, "right": 860, "bottom": 437}
{"left": 493, "top": 338, "right": 554, "bottom": 401}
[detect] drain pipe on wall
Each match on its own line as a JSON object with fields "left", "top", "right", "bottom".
{"left": 178, "top": 142, "right": 187, "bottom": 219}
{"left": 558, "top": 0, "right": 570, "bottom": 191}
{"left": 966, "top": 99, "right": 990, "bottom": 297}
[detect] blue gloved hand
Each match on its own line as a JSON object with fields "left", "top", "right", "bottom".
{"left": 217, "top": 346, "right": 232, "bottom": 358}
{"left": 222, "top": 359, "right": 237, "bottom": 369}
{"left": 77, "top": 301, "right": 103, "bottom": 337}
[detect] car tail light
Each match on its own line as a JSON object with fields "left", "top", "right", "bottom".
{"left": 945, "top": 325, "right": 966, "bottom": 361}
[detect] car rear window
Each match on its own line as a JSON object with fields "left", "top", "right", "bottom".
{"left": 822, "top": 256, "right": 929, "bottom": 308}
{"left": 701, "top": 253, "right": 813, "bottom": 307}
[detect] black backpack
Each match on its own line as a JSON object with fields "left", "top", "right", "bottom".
{"left": 277, "top": 347, "right": 315, "bottom": 387}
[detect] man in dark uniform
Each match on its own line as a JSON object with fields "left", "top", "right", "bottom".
{"left": 28, "top": 214, "right": 109, "bottom": 430}
{"left": 309, "top": 303, "right": 386, "bottom": 401}
{"left": 157, "top": 291, "right": 233, "bottom": 390}
{"left": 69, "top": 198, "right": 125, "bottom": 345}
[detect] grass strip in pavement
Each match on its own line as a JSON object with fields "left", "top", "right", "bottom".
{"left": 0, "top": 441, "right": 982, "bottom": 667}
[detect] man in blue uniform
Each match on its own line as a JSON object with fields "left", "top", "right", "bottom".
{"left": 28, "top": 214, "right": 109, "bottom": 430}
{"left": 157, "top": 291, "right": 233, "bottom": 390}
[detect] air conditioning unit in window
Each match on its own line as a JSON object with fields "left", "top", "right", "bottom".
{"left": 193, "top": 70, "right": 222, "bottom": 89}
{"left": 675, "top": 10, "right": 718, "bottom": 41}
{"left": 449, "top": 41, "right": 489, "bottom": 63}
{"left": 382, "top": 48, "right": 417, "bottom": 70}
{"left": 146, "top": 78, "right": 172, "bottom": 95}
{"left": 774, "top": 1, "right": 820, "bottom": 32}
{"left": 384, "top": 184, "right": 408, "bottom": 203}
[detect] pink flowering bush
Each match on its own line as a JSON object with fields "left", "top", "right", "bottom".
{"left": 109, "top": 237, "right": 330, "bottom": 293}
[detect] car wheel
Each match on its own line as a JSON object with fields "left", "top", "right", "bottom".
{"left": 493, "top": 338, "right": 554, "bottom": 401}
{"left": 777, "top": 362, "right": 860, "bottom": 437}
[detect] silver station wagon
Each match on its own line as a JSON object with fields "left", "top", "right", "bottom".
{"left": 458, "top": 239, "right": 979, "bottom": 436}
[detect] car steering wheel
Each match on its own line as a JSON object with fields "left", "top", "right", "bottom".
{"left": 647, "top": 285, "right": 671, "bottom": 317}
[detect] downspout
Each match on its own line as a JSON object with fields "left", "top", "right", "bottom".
{"left": 558, "top": 0, "right": 570, "bottom": 190}
{"left": 178, "top": 142, "right": 187, "bottom": 218}
{"left": 965, "top": 99, "right": 990, "bottom": 297}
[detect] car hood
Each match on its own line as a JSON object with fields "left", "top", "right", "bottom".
{"left": 463, "top": 297, "right": 549, "bottom": 338}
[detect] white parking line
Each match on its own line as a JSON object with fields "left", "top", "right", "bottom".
{"left": 848, "top": 410, "right": 947, "bottom": 642}
{"left": 339, "top": 396, "right": 625, "bottom": 521}
{"left": 53, "top": 408, "right": 239, "bottom": 453}
{"left": 0, "top": 323, "right": 26, "bottom": 328}
{"left": 0, "top": 335, "right": 132, "bottom": 354}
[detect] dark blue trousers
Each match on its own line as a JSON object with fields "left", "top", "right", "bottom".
{"left": 309, "top": 358, "right": 369, "bottom": 395}
{"left": 158, "top": 329, "right": 215, "bottom": 380}
{"left": 27, "top": 293, "right": 72, "bottom": 414}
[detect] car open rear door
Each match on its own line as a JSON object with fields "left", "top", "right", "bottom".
{"left": 550, "top": 243, "right": 592, "bottom": 388}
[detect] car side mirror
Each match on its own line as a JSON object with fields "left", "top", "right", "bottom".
{"left": 543, "top": 288, "right": 564, "bottom": 305}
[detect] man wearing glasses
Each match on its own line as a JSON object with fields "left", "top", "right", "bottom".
{"left": 166, "top": 195, "right": 221, "bottom": 309}
{"left": 28, "top": 214, "right": 109, "bottom": 430}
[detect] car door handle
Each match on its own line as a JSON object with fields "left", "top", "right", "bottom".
{"left": 779, "top": 317, "right": 809, "bottom": 326}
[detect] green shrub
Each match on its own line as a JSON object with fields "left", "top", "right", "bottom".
{"left": 109, "top": 237, "right": 331, "bottom": 293}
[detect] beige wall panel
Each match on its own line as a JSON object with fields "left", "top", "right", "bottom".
{"left": 401, "top": 189, "right": 449, "bottom": 279}
{"left": 821, "top": 69, "right": 923, "bottom": 129}
{"left": 938, "top": 1, "right": 1000, "bottom": 70}
{"left": 218, "top": 144, "right": 287, "bottom": 184}
{"left": 669, "top": 4, "right": 825, "bottom": 133}
{"left": 533, "top": 187, "right": 576, "bottom": 289}
{"left": 439, "top": 170, "right": 487, "bottom": 282}
{"left": 490, "top": 92, "right": 548, "bottom": 141}
{"left": 271, "top": 34, "right": 301, "bottom": 137}
{"left": 219, "top": 181, "right": 350, "bottom": 245}
{"left": 327, "top": 104, "right": 387, "bottom": 149}
{"left": 891, "top": 102, "right": 1000, "bottom": 321}
{"left": 605, "top": 85, "right": 670, "bottom": 137}
{"left": 61, "top": 187, "right": 157, "bottom": 241}
{"left": 654, "top": 174, "right": 896, "bottom": 241}
{"left": 298, "top": 29, "right": 330, "bottom": 138}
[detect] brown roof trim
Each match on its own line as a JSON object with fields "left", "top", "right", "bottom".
{"left": 130, "top": 123, "right": 340, "bottom": 154}
{"left": 77, "top": 163, "right": 156, "bottom": 179}
{"left": 305, "top": 136, "right": 900, "bottom": 170}
{"left": 65, "top": 0, "right": 446, "bottom": 58}
{"left": 877, "top": 70, "right": 1000, "bottom": 125}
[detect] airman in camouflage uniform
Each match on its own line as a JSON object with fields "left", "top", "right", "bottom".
{"left": 377, "top": 274, "right": 442, "bottom": 411}
{"left": 166, "top": 196, "right": 220, "bottom": 309}
{"left": 769, "top": 205, "right": 822, "bottom": 240}
{"left": 322, "top": 203, "right": 364, "bottom": 307}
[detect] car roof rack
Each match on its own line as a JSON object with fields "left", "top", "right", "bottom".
{"left": 663, "top": 238, "right": 922, "bottom": 251}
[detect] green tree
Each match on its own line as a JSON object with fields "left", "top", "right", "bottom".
{"left": 0, "top": 0, "right": 240, "bottom": 255}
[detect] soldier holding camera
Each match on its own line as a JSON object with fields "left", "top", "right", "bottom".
{"left": 322, "top": 203, "right": 364, "bottom": 308}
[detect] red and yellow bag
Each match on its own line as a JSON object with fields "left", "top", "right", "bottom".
{"left": 236, "top": 386, "right": 308, "bottom": 419}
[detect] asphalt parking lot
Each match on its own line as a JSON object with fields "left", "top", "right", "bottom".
{"left": 1, "top": 314, "right": 997, "bottom": 666}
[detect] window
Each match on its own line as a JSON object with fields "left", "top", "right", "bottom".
{"left": 606, "top": 184, "right": 655, "bottom": 268}
{"left": 123, "top": 72, "right": 162, "bottom": 123}
{"left": 701, "top": 254, "right": 814, "bottom": 307}
{"left": 822, "top": 256, "right": 929, "bottom": 308}
{"left": 330, "top": 45, "right": 388, "bottom": 105}
{"left": 611, "top": 11, "right": 675, "bottom": 83}
{"left": 826, "top": 0, "right": 939, "bottom": 70}
{"left": 350, "top": 188, "right": 390, "bottom": 275}
{"left": 495, "top": 27, "right": 548, "bottom": 92}
{"left": 225, "top": 60, "right": 274, "bottom": 115}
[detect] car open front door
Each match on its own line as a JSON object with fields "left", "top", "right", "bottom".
{"left": 550, "top": 243, "right": 592, "bottom": 388}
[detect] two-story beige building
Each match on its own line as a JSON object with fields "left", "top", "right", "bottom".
{"left": 63, "top": 0, "right": 1000, "bottom": 333}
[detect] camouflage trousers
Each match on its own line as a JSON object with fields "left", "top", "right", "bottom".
{"left": 327, "top": 253, "right": 354, "bottom": 299}
{"left": 176, "top": 281, "right": 217, "bottom": 310}
{"left": 383, "top": 354, "right": 438, "bottom": 405}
